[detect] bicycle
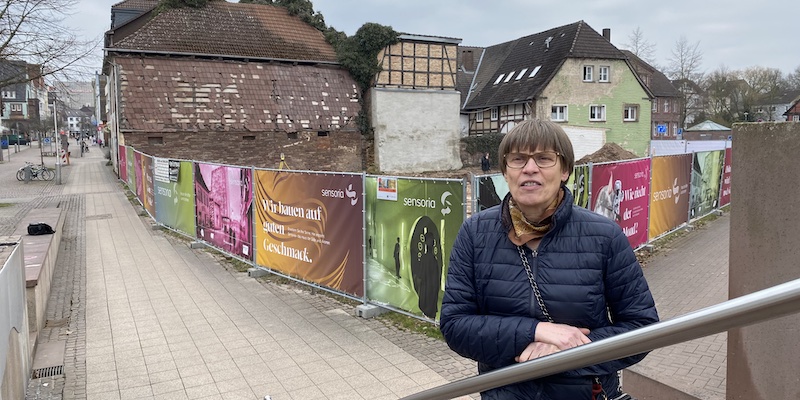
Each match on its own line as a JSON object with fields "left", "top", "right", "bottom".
{"left": 16, "top": 162, "right": 55, "bottom": 181}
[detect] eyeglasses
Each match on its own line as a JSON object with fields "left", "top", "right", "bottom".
{"left": 504, "top": 151, "right": 560, "bottom": 169}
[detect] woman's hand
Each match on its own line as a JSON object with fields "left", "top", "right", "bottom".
{"left": 534, "top": 322, "right": 591, "bottom": 350}
{"left": 515, "top": 342, "right": 560, "bottom": 362}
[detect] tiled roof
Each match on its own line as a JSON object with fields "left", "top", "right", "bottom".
{"left": 111, "top": 0, "right": 158, "bottom": 11}
{"left": 111, "top": 1, "right": 337, "bottom": 62}
{"left": 115, "top": 56, "right": 359, "bottom": 133}
{"left": 457, "top": 46, "right": 484, "bottom": 108}
{"left": 622, "top": 50, "right": 679, "bottom": 98}
{"left": 464, "top": 21, "right": 627, "bottom": 110}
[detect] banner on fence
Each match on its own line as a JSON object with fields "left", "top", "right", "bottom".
{"left": 154, "top": 159, "right": 196, "bottom": 235}
{"left": 194, "top": 163, "right": 254, "bottom": 259}
{"left": 475, "top": 174, "right": 508, "bottom": 212}
{"left": 690, "top": 151, "right": 724, "bottom": 219}
{"left": 365, "top": 177, "right": 464, "bottom": 320}
{"left": 254, "top": 170, "right": 365, "bottom": 297}
{"left": 126, "top": 147, "right": 136, "bottom": 195}
{"left": 649, "top": 154, "right": 691, "bottom": 240}
{"left": 719, "top": 148, "right": 732, "bottom": 207}
{"left": 134, "top": 151, "right": 145, "bottom": 204}
{"left": 571, "top": 165, "right": 590, "bottom": 209}
{"left": 143, "top": 154, "right": 155, "bottom": 217}
{"left": 590, "top": 159, "right": 651, "bottom": 248}
{"left": 119, "top": 145, "right": 128, "bottom": 183}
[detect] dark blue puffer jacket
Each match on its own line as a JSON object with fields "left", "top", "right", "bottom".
{"left": 440, "top": 187, "right": 659, "bottom": 399}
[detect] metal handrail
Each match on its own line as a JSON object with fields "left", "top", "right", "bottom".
{"left": 402, "top": 277, "right": 800, "bottom": 400}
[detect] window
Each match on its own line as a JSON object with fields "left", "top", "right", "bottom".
{"left": 624, "top": 105, "right": 638, "bottom": 121}
{"left": 583, "top": 66, "right": 593, "bottom": 82}
{"left": 490, "top": 107, "right": 499, "bottom": 121}
{"left": 793, "top": 115, "right": 799, "bottom": 122}
{"left": 1, "top": 91, "right": 15, "bottom": 99}
{"left": 598, "top": 66, "right": 610, "bottom": 82}
{"left": 10, "top": 104, "right": 22, "bottom": 112}
{"left": 652, "top": 99, "right": 658, "bottom": 113}
{"left": 672, "top": 124, "right": 678, "bottom": 137}
{"left": 551, "top": 105, "right": 568, "bottom": 121}
{"left": 504, "top": 73, "right": 514, "bottom": 83}
{"left": 515, "top": 69, "right": 528, "bottom": 80}
{"left": 476, "top": 111, "right": 484, "bottom": 122}
{"left": 493, "top": 74, "right": 505, "bottom": 85}
{"left": 589, "top": 105, "right": 606, "bottom": 121}
{"left": 664, "top": 99, "right": 670, "bottom": 113}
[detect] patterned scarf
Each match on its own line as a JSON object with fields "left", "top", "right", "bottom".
{"left": 507, "top": 189, "right": 564, "bottom": 246}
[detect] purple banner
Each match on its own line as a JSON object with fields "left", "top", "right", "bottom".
{"left": 194, "top": 163, "right": 254, "bottom": 260}
{"left": 719, "top": 148, "right": 732, "bottom": 207}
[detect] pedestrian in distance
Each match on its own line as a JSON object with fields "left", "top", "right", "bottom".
{"left": 481, "top": 152, "right": 491, "bottom": 173}
{"left": 440, "top": 119, "right": 659, "bottom": 399}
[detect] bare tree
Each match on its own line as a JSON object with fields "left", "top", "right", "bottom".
{"left": 703, "top": 66, "right": 736, "bottom": 124}
{"left": 667, "top": 36, "right": 704, "bottom": 127}
{"left": 623, "top": 27, "right": 657, "bottom": 66}
{"left": 666, "top": 36, "right": 704, "bottom": 81}
{"left": 786, "top": 65, "right": 800, "bottom": 91}
{"left": 0, "top": 0, "right": 98, "bottom": 88}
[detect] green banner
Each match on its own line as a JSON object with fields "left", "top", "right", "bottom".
{"left": 365, "top": 177, "right": 464, "bottom": 320}
{"left": 154, "top": 159, "right": 196, "bottom": 235}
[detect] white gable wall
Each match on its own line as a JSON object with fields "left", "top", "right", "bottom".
{"left": 371, "top": 88, "right": 463, "bottom": 172}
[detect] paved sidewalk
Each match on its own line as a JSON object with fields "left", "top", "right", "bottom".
{"left": 1, "top": 142, "right": 732, "bottom": 399}
{"left": 632, "top": 215, "right": 730, "bottom": 399}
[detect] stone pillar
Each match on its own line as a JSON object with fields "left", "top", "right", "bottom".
{"left": 727, "top": 122, "right": 800, "bottom": 399}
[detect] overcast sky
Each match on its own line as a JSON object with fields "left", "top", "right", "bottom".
{"left": 75, "top": 0, "right": 797, "bottom": 76}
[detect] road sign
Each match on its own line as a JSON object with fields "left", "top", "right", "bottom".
{"left": 657, "top": 124, "right": 667, "bottom": 134}
{"left": 43, "top": 137, "right": 51, "bottom": 144}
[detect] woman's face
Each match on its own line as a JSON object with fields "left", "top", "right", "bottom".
{"left": 503, "top": 147, "right": 569, "bottom": 219}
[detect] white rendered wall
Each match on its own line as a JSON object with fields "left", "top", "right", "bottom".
{"left": 372, "top": 88, "right": 463, "bottom": 173}
{"left": 563, "top": 125, "right": 606, "bottom": 161}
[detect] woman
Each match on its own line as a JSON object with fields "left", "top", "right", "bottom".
{"left": 440, "top": 119, "right": 658, "bottom": 399}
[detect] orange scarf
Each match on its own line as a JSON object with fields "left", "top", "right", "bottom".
{"left": 508, "top": 189, "right": 564, "bottom": 246}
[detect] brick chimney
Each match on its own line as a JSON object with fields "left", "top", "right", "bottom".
{"left": 602, "top": 28, "right": 611, "bottom": 42}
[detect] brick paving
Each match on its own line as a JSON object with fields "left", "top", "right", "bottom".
{"left": 0, "top": 142, "right": 731, "bottom": 399}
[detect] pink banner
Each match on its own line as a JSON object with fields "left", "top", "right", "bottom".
{"left": 719, "top": 148, "right": 732, "bottom": 207}
{"left": 118, "top": 145, "right": 127, "bottom": 182}
{"left": 590, "top": 159, "right": 651, "bottom": 248}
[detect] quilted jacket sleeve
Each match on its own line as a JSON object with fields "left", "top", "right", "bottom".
{"left": 439, "top": 217, "right": 538, "bottom": 369}
{"left": 572, "top": 226, "right": 659, "bottom": 376}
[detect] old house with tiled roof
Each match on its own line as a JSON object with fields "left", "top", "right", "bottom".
{"left": 110, "top": 0, "right": 159, "bottom": 28}
{"left": 103, "top": 0, "right": 361, "bottom": 171}
{"left": 784, "top": 96, "right": 800, "bottom": 122}
{"left": 461, "top": 21, "right": 653, "bottom": 157}
{"left": 622, "top": 50, "right": 682, "bottom": 140}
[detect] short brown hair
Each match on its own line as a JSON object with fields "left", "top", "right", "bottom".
{"left": 498, "top": 119, "right": 575, "bottom": 180}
